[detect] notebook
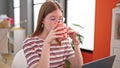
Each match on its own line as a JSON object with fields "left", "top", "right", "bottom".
{"left": 82, "top": 55, "right": 116, "bottom": 68}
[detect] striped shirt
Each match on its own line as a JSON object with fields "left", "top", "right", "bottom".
{"left": 22, "top": 36, "right": 75, "bottom": 68}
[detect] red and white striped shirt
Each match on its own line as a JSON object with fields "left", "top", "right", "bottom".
{"left": 22, "top": 36, "right": 75, "bottom": 68}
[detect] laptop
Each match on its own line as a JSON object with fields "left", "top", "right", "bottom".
{"left": 82, "top": 55, "right": 116, "bottom": 68}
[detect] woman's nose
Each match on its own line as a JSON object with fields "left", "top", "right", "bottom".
{"left": 57, "top": 20, "right": 61, "bottom": 23}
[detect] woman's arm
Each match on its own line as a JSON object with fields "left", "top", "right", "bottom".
{"left": 34, "top": 42, "right": 50, "bottom": 68}
{"left": 69, "top": 44, "right": 83, "bottom": 68}
{"left": 67, "top": 27, "right": 83, "bottom": 68}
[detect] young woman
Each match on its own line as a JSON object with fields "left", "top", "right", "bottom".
{"left": 22, "top": 0, "right": 83, "bottom": 68}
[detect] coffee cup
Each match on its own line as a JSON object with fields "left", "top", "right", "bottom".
{"left": 56, "top": 23, "right": 68, "bottom": 44}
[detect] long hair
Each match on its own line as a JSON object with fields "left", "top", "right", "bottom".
{"left": 31, "top": 0, "right": 63, "bottom": 37}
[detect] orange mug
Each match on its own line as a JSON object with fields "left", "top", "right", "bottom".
{"left": 56, "top": 23, "right": 68, "bottom": 45}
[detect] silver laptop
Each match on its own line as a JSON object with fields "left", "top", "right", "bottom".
{"left": 82, "top": 55, "right": 116, "bottom": 68}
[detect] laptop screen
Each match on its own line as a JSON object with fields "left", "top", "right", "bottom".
{"left": 82, "top": 55, "right": 116, "bottom": 68}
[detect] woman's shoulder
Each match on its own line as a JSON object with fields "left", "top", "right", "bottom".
{"left": 23, "top": 35, "right": 33, "bottom": 43}
{"left": 22, "top": 35, "right": 44, "bottom": 48}
{"left": 23, "top": 35, "right": 43, "bottom": 43}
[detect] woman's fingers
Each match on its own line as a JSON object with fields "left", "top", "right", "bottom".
{"left": 54, "top": 26, "right": 65, "bottom": 32}
{"left": 67, "top": 27, "right": 77, "bottom": 35}
{"left": 53, "top": 35, "right": 63, "bottom": 38}
{"left": 72, "top": 39, "right": 80, "bottom": 45}
{"left": 54, "top": 30, "right": 67, "bottom": 35}
{"left": 67, "top": 27, "right": 74, "bottom": 33}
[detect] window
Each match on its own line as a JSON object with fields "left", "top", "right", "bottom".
{"left": 33, "top": 0, "right": 46, "bottom": 31}
{"left": 13, "top": 0, "right": 20, "bottom": 27}
{"left": 67, "top": 0, "right": 96, "bottom": 51}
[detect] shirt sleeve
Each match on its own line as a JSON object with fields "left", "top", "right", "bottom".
{"left": 22, "top": 38, "right": 40, "bottom": 68}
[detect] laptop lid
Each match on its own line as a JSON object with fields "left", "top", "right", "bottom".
{"left": 82, "top": 55, "right": 116, "bottom": 68}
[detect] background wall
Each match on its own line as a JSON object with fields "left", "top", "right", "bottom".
{"left": 82, "top": 0, "right": 120, "bottom": 63}
{"left": 0, "top": 0, "right": 8, "bottom": 14}
{"left": 20, "top": 0, "right": 33, "bottom": 35}
{"left": 0, "top": 0, "right": 13, "bottom": 18}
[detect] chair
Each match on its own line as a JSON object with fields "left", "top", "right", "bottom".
{"left": 11, "top": 49, "right": 27, "bottom": 68}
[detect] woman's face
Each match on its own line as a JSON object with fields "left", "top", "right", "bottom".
{"left": 43, "top": 9, "right": 64, "bottom": 32}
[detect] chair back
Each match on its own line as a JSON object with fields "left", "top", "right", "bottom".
{"left": 11, "top": 49, "right": 27, "bottom": 68}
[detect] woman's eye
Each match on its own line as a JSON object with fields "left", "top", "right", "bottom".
{"left": 50, "top": 18, "right": 56, "bottom": 21}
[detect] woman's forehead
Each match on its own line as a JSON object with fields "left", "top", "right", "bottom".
{"left": 46, "top": 9, "right": 63, "bottom": 17}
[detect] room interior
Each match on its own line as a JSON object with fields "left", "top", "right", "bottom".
{"left": 0, "top": 0, "right": 120, "bottom": 68}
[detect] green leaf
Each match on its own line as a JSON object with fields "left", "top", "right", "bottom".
{"left": 72, "top": 23, "right": 84, "bottom": 28}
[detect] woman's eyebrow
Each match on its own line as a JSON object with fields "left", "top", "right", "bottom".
{"left": 49, "top": 16, "right": 63, "bottom": 18}
{"left": 49, "top": 16, "right": 55, "bottom": 18}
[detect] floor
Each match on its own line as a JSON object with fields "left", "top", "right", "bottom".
{"left": 0, "top": 54, "right": 14, "bottom": 68}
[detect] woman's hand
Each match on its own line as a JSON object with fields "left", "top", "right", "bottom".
{"left": 67, "top": 27, "right": 80, "bottom": 45}
{"left": 45, "top": 23, "right": 66, "bottom": 44}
